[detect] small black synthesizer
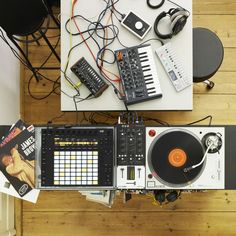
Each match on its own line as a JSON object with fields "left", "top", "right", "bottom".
{"left": 71, "top": 57, "right": 108, "bottom": 97}
{"left": 115, "top": 44, "right": 162, "bottom": 105}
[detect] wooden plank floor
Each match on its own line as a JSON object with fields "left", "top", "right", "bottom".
{"left": 19, "top": 1, "right": 236, "bottom": 235}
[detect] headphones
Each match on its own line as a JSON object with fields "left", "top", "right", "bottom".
{"left": 154, "top": 8, "right": 190, "bottom": 39}
{"left": 154, "top": 190, "right": 181, "bottom": 205}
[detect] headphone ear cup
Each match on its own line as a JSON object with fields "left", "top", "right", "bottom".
{"left": 170, "top": 9, "right": 189, "bottom": 35}
{"left": 171, "top": 15, "right": 187, "bottom": 35}
{"left": 154, "top": 190, "right": 166, "bottom": 204}
{"left": 166, "top": 191, "right": 179, "bottom": 202}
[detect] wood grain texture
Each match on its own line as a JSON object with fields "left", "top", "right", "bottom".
{"left": 18, "top": 1, "right": 236, "bottom": 236}
{"left": 193, "top": 0, "right": 236, "bottom": 15}
{"left": 22, "top": 191, "right": 236, "bottom": 212}
{"left": 23, "top": 212, "right": 236, "bottom": 236}
{"left": 15, "top": 199, "right": 22, "bottom": 236}
{"left": 193, "top": 15, "right": 236, "bottom": 48}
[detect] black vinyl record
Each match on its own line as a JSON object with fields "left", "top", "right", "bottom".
{"left": 148, "top": 129, "right": 205, "bottom": 187}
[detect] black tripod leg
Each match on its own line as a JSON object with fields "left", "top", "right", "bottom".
{"left": 39, "top": 29, "right": 60, "bottom": 62}
{"left": 50, "top": 13, "right": 60, "bottom": 29}
{"left": 9, "top": 36, "right": 40, "bottom": 82}
{"left": 42, "top": 0, "right": 60, "bottom": 29}
{"left": 31, "top": 34, "right": 41, "bottom": 46}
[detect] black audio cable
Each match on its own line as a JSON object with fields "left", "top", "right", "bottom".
{"left": 147, "top": 0, "right": 165, "bottom": 9}
{"left": 147, "top": 0, "right": 190, "bottom": 13}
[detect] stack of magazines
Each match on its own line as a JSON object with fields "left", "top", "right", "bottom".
{"left": 79, "top": 190, "right": 116, "bottom": 207}
{"left": 0, "top": 120, "right": 40, "bottom": 203}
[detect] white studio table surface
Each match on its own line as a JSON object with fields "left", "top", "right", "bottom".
{"left": 60, "top": 0, "right": 192, "bottom": 111}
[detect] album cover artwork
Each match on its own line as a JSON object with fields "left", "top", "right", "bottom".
{"left": 0, "top": 123, "right": 39, "bottom": 203}
{"left": 0, "top": 119, "right": 27, "bottom": 147}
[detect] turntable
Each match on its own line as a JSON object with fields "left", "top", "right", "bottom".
{"left": 146, "top": 127, "right": 225, "bottom": 189}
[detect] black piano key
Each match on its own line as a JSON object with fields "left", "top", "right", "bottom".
{"left": 144, "top": 74, "right": 152, "bottom": 78}
{"left": 139, "top": 55, "right": 148, "bottom": 60}
{"left": 141, "top": 65, "right": 150, "bottom": 69}
{"left": 142, "top": 68, "right": 151, "bottom": 72}
{"left": 145, "top": 81, "right": 154, "bottom": 85}
{"left": 148, "top": 90, "right": 156, "bottom": 95}
{"left": 138, "top": 52, "right": 147, "bottom": 56}
{"left": 147, "top": 87, "right": 155, "bottom": 91}
{"left": 140, "top": 59, "right": 149, "bottom": 63}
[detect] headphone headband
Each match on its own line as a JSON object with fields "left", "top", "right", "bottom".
{"left": 154, "top": 8, "right": 189, "bottom": 39}
{"left": 154, "top": 11, "right": 173, "bottom": 39}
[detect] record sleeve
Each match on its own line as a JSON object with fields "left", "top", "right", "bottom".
{"left": 0, "top": 119, "right": 27, "bottom": 147}
{"left": 0, "top": 123, "right": 39, "bottom": 203}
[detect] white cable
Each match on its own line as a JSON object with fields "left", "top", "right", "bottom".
{"left": 183, "top": 141, "right": 214, "bottom": 173}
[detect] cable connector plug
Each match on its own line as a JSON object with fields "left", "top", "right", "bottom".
{"left": 121, "top": 14, "right": 126, "bottom": 19}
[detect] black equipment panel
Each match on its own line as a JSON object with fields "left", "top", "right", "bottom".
{"left": 40, "top": 127, "right": 114, "bottom": 188}
{"left": 225, "top": 126, "right": 236, "bottom": 189}
{"left": 121, "top": 11, "right": 151, "bottom": 39}
{"left": 71, "top": 57, "right": 108, "bottom": 97}
{"left": 116, "top": 124, "right": 145, "bottom": 165}
{"left": 2, "top": 125, "right": 236, "bottom": 190}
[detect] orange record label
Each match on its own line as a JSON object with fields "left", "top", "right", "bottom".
{"left": 168, "top": 148, "right": 187, "bottom": 167}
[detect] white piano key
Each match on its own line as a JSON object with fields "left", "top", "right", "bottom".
{"left": 142, "top": 47, "right": 162, "bottom": 94}
{"left": 138, "top": 46, "right": 149, "bottom": 54}
{"left": 140, "top": 58, "right": 150, "bottom": 66}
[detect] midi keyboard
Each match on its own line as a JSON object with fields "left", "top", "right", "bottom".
{"left": 115, "top": 44, "right": 162, "bottom": 105}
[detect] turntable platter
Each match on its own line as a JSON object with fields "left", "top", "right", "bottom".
{"left": 148, "top": 129, "right": 205, "bottom": 187}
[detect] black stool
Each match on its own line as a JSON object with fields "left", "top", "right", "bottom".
{"left": 193, "top": 27, "right": 224, "bottom": 89}
{"left": 0, "top": 0, "right": 60, "bottom": 82}
{"left": 46, "top": 0, "right": 60, "bottom": 7}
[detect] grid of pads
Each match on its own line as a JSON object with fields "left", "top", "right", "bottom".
{"left": 53, "top": 150, "right": 98, "bottom": 185}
